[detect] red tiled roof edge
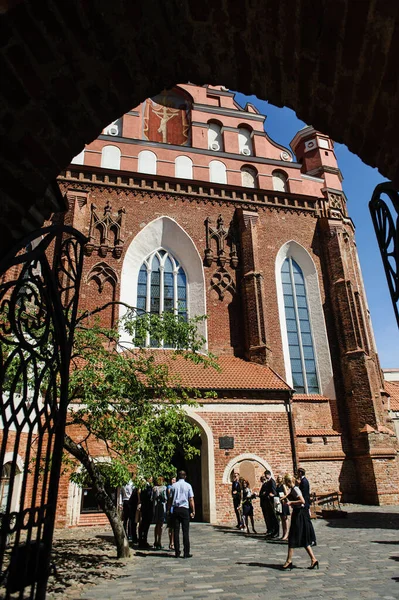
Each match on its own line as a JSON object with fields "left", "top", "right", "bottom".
{"left": 296, "top": 428, "right": 341, "bottom": 437}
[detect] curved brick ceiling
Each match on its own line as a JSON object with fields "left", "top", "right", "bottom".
{"left": 1, "top": 0, "right": 399, "bottom": 248}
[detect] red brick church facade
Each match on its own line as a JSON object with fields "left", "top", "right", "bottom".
{"left": 54, "top": 84, "right": 399, "bottom": 526}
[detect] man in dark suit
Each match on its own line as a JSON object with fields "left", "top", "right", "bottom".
{"left": 231, "top": 471, "right": 242, "bottom": 529}
{"left": 297, "top": 467, "right": 311, "bottom": 509}
{"left": 258, "top": 475, "right": 268, "bottom": 532}
{"left": 138, "top": 477, "right": 153, "bottom": 549}
{"left": 262, "top": 470, "right": 279, "bottom": 538}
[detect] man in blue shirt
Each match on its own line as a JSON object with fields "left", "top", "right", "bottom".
{"left": 170, "top": 470, "right": 195, "bottom": 558}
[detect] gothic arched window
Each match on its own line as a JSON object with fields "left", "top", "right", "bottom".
{"left": 137, "top": 249, "right": 187, "bottom": 347}
{"left": 281, "top": 257, "right": 319, "bottom": 393}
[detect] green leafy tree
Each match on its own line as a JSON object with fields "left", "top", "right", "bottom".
{"left": 64, "top": 308, "right": 217, "bottom": 558}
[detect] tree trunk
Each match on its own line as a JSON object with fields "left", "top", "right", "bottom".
{"left": 64, "top": 434, "right": 130, "bottom": 558}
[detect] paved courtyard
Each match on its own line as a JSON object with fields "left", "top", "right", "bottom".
{"left": 57, "top": 505, "right": 399, "bottom": 600}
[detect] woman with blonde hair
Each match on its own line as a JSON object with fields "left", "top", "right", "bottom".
{"left": 282, "top": 474, "right": 318, "bottom": 570}
{"left": 276, "top": 474, "right": 290, "bottom": 541}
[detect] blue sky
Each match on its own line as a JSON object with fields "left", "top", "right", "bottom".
{"left": 234, "top": 92, "right": 398, "bottom": 368}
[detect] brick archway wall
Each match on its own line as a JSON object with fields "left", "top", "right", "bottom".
{"left": 1, "top": 0, "right": 399, "bottom": 249}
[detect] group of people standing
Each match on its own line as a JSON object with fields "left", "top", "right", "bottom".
{"left": 120, "top": 470, "right": 195, "bottom": 559}
{"left": 232, "top": 467, "right": 319, "bottom": 570}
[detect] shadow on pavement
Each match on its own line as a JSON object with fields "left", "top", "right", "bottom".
{"left": 323, "top": 512, "right": 399, "bottom": 529}
{"left": 236, "top": 561, "right": 303, "bottom": 570}
{"left": 372, "top": 540, "right": 399, "bottom": 545}
{"left": 212, "top": 525, "right": 287, "bottom": 543}
{"left": 134, "top": 551, "right": 175, "bottom": 558}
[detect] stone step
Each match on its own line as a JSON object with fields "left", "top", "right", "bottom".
{"left": 78, "top": 513, "right": 109, "bottom": 527}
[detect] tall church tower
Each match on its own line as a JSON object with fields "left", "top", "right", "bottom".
{"left": 292, "top": 127, "right": 398, "bottom": 503}
{"left": 55, "top": 85, "right": 399, "bottom": 527}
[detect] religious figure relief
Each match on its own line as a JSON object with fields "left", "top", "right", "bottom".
{"left": 143, "top": 89, "right": 191, "bottom": 146}
{"left": 210, "top": 267, "right": 236, "bottom": 300}
{"left": 85, "top": 200, "right": 125, "bottom": 258}
{"left": 204, "top": 215, "right": 239, "bottom": 269}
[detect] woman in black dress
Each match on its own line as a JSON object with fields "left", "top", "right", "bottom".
{"left": 282, "top": 475, "right": 318, "bottom": 570}
{"left": 241, "top": 480, "right": 257, "bottom": 534}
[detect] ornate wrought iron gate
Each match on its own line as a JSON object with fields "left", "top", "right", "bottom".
{"left": 0, "top": 225, "right": 86, "bottom": 599}
{"left": 369, "top": 182, "right": 399, "bottom": 328}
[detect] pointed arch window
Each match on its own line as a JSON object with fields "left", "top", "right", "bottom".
{"left": 281, "top": 257, "right": 319, "bottom": 393}
{"left": 137, "top": 249, "right": 187, "bottom": 347}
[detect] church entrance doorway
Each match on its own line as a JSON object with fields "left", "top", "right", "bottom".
{"left": 171, "top": 433, "right": 203, "bottom": 522}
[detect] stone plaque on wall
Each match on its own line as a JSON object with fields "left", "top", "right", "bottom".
{"left": 219, "top": 436, "right": 234, "bottom": 450}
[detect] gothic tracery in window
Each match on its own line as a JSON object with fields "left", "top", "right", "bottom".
{"left": 137, "top": 249, "right": 187, "bottom": 347}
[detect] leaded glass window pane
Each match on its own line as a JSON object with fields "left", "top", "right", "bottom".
{"left": 289, "top": 345, "right": 301, "bottom": 359}
{"left": 298, "top": 307, "right": 309, "bottom": 320}
{"left": 284, "top": 295, "right": 294, "bottom": 308}
{"left": 296, "top": 295, "right": 307, "bottom": 308}
{"left": 164, "top": 256, "right": 173, "bottom": 273}
{"left": 151, "top": 270, "right": 160, "bottom": 314}
{"left": 137, "top": 266, "right": 147, "bottom": 315}
{"left": 282, "top": 257, "right": 319, "bottom": 394}
{"left": 299, "top": 320, "right": 311, "bottom": 333}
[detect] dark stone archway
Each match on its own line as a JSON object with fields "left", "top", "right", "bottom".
{"left": 1, "top": 0, "right": 399, "bottom": 248}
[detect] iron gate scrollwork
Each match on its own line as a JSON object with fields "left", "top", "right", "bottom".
{"left": 369, "top": 182, "right": 399, "bottom": 328}
{"left": 0, "top": 225, "right": 86, "bottom": 599}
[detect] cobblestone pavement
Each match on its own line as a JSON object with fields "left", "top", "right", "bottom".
{"left": 64, "top": 505, "right": 399, "bottom": 600}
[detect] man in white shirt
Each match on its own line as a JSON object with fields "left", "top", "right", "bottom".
{"left": 170, "top": 470, "right": 195, "bottom": 558}
{"left": 119, "top": 480, "right": 134, "bottom": 540}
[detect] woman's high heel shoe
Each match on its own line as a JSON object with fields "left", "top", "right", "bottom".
{"left": 282, "top": 561, "right": 293, "bottom": 570}
{"left": 308, "top": 560, "right": 319, "bottom": 570}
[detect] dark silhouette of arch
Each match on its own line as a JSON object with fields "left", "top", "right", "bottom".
{"left": 1, "top": 1, "right": 399, "bottom": 250}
